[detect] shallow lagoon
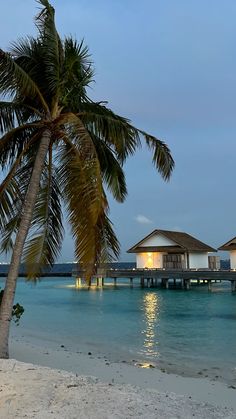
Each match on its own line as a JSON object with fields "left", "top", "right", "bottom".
{"left": 3, "top": 278, "right": 236, "bottom": 384}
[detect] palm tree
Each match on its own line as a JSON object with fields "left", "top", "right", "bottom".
{"left": 0, "top": 0, "right": 174, "bottom": 358}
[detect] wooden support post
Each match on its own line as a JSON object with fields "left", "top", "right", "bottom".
{"left": 231, "top": 280, "right": 236, "bottom": 292}
{"left": 97, "top": 277, "right": 104, "bottom": 287}
{"left": 114, "top": 278, "right": 117, "bottom": 286}
{"left": 165, "top": 279, "right": 169, "bottom": 289}
{"left": 140, "top": 278, "right": 144, "bottom": 288}
{"left": 185, "top": 279, "right": 190, "bottom": 290}
{"left": 173, "top": 279, "right": 176, "bottom": 287}
{"left": 147, "top": 278, "right": 150, "bottom": 288}
{"left": 208, "top": 280, "right": 212, "bottom": 291}
{"left": 151, "top": 278, "right": 154, "bottom": 287}
{"left": 181, "top": 279, "right": 184, "bottom": 289}
{"left": 130, "top": 278, "right": 133, "bottom": 288}
{"left": 75, "top": 278, "right": 82, "bottom": 288}
{"left": 197, "top": 279, "right": 200, "bottom": 285}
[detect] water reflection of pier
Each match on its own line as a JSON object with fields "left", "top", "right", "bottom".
{"left": 73, "top": 268, "right": 236, "bottom": 291}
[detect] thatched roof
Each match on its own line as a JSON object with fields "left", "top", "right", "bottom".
{"left": 218, "top": 236, "right": 236, "bottom": 251}
{"left": 127, "top": 229, "right": 216, "bottom": 253}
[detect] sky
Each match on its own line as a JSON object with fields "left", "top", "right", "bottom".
{"left": 1, "top": 0, "right": 236, "bottom": 262}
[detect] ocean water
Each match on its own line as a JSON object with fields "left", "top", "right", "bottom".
{"left": 2, "top": 277, "right": 236, "bottom": 384}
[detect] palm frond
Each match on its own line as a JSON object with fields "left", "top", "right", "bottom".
{"left": 0, "top": 179, "right": 22, "bottom": 235}
{"left": 0, "top": 145, "right": 44, "bottom": 256}
{"left": 56, "top": 113, "right": 101, "bottom": 195}
{"left": 90, "top": 132, "right": 127, "bottom": 202}
{"left": 23, "top": 157, "right": 64, "bottom": 279}
{"left": 0, "top": 123, "right": 42, "bottom": 168}
{"left": 139, "top": 131, "right": 175, "bottom": 181}
{"left": 59, "top": 132, "right": 103, "bottom": 224}
{"left": 10, "top": 37, "right": 55, "bottom": 115}
{"left": 0, "top": 213, "right": 21, "bottom": 254}
{"left": 79, "top": 102, "right": 139, "bottom": 162}
{"left": 80, "top": 102, "right": 174, "bottom": 180}
{"left": 61, "top": 38, "right": 94, "bottom": 110}
{"left": 35, "top": 0, "right": 62, "bottom": 107}
{"left": 93, "top": 210, "right": 120, "bottom": 263}
{"left": 57, "top": 138, "right": 104, "bottom": 279}
{"left": 74, "top": 195, "right": 120, "bottom": 279}
{"left": 0, "top": 49, "right": 49, "bottom": 112}
{"left": 0, "top": 102, "right": 17, "bottom": 134}
{"left": 0, "top": 134, "right": 36, "bottom": 195}
{"left": 0, "top": 144, "right": 38, "bottom": 243}
{"left": 0, "top": 101, "right": 42, "bottom": 135}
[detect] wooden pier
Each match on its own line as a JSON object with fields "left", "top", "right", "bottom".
{"left": 73, "top": 268, "right": 236, "bottom": 291}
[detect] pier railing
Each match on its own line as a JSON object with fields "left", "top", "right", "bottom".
{"left": 72, "top": 267, "right": 236, "bottom": 280}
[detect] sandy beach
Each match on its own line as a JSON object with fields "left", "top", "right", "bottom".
{"left": 0, "top": 337, "right": 235, "bottom": 418}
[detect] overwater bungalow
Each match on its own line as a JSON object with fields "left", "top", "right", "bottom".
{"left": 127, "top": 229, "right": 217, "bottom": 269}
{"left": 218, "top": 236, "right": 236, "bottom": 269}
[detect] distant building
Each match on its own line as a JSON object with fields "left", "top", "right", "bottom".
{"left": 218, "top": 237, "right": 236, "bottom": 269}
{"left": 127, "top": 229, "right": 217, "bottom": 269}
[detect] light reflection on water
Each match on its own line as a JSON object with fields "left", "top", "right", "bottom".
{"left": 141, "top": 293, "right": 160, "bottom": 357}
{"left": 7, "top": 278, "right": 236, "bottom": 383}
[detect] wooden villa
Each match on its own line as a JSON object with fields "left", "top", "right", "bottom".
{"left": 218, "top": 236, "right": 236, "bottom": 269}
{"left": 127, "top": 229, "right": 218, "bottom": 270}
{"left": 72, "top": 229, "right": 236, "bottom": 290}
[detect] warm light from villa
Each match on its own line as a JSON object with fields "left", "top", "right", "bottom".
{"left": 145, "top": 252, "right": 154, "bottom": 268}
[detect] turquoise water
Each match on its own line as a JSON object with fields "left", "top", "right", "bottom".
{"left": 2, "top": 278, "right": 236, "bottom": 383}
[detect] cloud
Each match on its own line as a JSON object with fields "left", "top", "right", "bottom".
{"left": 171, "top": 226, "right": 182, "bottom": 232}
{"left": 135, "top": 215, "right": 153, "bottom": 224}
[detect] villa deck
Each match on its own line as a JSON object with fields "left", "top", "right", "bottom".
{"left": 73, "top": 268, "right": 236, "bottom": 291}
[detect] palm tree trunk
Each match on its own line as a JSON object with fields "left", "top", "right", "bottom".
{"left": 0, "top": 130, "right": 51, "bottom": 359}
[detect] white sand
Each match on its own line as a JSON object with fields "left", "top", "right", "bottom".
{"left": 0, "top": 338, "right": 235, "bottom": 418}
{"left": 0, "top": 359, "right": 235, "bottom": 419}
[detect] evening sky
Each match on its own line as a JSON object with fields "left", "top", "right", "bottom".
{"left": 1, "top": 0, "right": 235, "bottom": 261}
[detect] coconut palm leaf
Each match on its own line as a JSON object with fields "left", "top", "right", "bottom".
{"left": 79, "top": 102, "right": 139, "bottom": 162}
{"left": 0, "top": 50, "right": 48, "bottom": 112}
{"left": 0, "top": 179, "right": 21, "bottom": 233}
{"left": 0, "top": 124, "right": 42, "bottom": 168}
{"left": 80, "top": 102, "right": 174, "bottom": 180}
{"left": 23, "top": 158, "right": 64, "bottom": 279}
{"left": 139, "top": 131, "right": 175, "bottom": 181}
{"left": 57, "top": 136, "right": 104, "bottom": 278}
{"left": 35, "top": 0, "right": 63, "bottom": 108}
{"left": 61, "top": 38, "right": 94, "bottom": 110}
{"left": 0, "top": 101, "right": 42, "bottom": 134}
{"left": 90, "top": 132, "right": 127, "bottom": 202}
{"left": 0, "top": 142, "right": 44, "bottom": 256}
{"left": 0, "top": 144, "right": 38, "bottom": 240}
{"left": 94, "top": 210, "right": 120, "bottom": 263}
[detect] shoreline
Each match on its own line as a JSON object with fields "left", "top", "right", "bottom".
{"left": 9, "top": 336, "right": 236, "bottom": 411}
{"left": 11, "top": 326, "right": 236, "bottom": 388}
{"left": 1, "top": 359, "right": 235, "bottom": 419}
